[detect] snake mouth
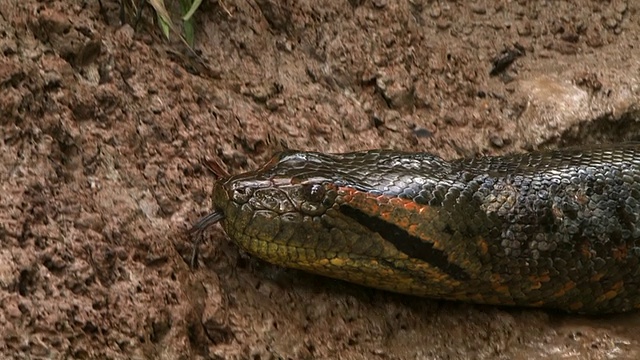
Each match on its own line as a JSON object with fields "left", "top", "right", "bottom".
{"left": 190, "top": 180, "right": 235, "bottom": 238}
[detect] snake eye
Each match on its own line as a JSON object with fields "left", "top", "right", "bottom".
{"left": 302, "top": 183, "right": 326, "bottom": 203}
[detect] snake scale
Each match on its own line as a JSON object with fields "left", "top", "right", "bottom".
{"left": 192, "top": 143, "right": 640, "bottom": 314}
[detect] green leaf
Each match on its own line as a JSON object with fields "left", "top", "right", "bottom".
{"left": 182, "top": 0, "right": 203, "bottom": 21}
{"left": 157, "top": 13, "right": 171, "bottom": 39}
{"left": 183, "top": 17, "right": 195, "bottom": 46}
{"left": 147, "top": 0, "right": 173, "bottom": 39}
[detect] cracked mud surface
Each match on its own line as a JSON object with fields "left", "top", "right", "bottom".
{"left": 1, "top": 0, "right": 640, "bottom": 359}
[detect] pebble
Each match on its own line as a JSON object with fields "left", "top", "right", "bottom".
{"left": 436, "top": 20, "right": 451, "bottom": 30}
{"left": 413, "top": 126, "right": 432, "bottom": 138}
{"left": 373, "top": 0, "right": 387, "bottom": 8}
{"left": 266, "top": 98, "right": 285, "bottom": 111}
{"left": 489, "top": 133, "right": 504, "bottom": 148}
{"left": 517, "top": 21, "right": 532, "bottom": 36}
{"left": 470, "top": 4, "right": 486, "bottom": 15}
{"left": 614, "top": 1, "right": 627, "bottom": 14}
{"left": 605, "top": 17, "right": 619, "bottom": 29}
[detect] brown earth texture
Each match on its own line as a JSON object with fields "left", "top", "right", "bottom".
{"left": 2, "top": 0, "right": 640, "bottom": 359}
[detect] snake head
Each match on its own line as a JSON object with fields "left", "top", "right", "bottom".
{"left": 208, "top": 151, "right": 348, "bottom": 267}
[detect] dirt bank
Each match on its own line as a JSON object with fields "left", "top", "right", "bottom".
{"left": 1, "top": 0, "right": 640, "bottom": 359}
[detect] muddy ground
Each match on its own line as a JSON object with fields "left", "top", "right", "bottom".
{"left": 2, "top": 0, "right": 640, "bottom": 359}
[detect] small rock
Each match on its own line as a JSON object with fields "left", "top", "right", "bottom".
{"left": 436, "top": 19, "right": 451, "bottom": 30}
{"left": 375, "top": 70, "right": 414, "bottom": 110}
{"left": 490, "top": 45, "right": 525, "bottom": 76}
{"left": 0, "top": 34, "right": 18, "bottom": 55}
{"left": 241, "top": 84, "right": 272, "bottom": 103}
{"left": 430, "top": 7, "right": 441, "bottom": 18}
{"left": 444, "top": 115, "right": 468, "bottom": 127}
{"left": 40, "top": 55, "right": 74, "bottom": 86}
{"left": 74, "top": 212, "right": 105, "bottom": 232}
{"left": 266, "top": 98, "right": 285, "bottom": 111}
{"left": 138, "top": 193, "right": 160, "bottom": 219}
{"left": 0, "top": 250, "right": 18, "bottom": 289}
{"left": 517, "top": 21, "right": 532, "bottom": 36}
{"left": 275, "top": 38, "right": 293, "bottom": 52}
{"left": 561, "top": 32, "right": 579, "bottom": 43}
{"left": 143, "top": 164, "right": 160, "bottom": 180}
{"left": 604, "top": 16, "right": 619, "bottom": 29}
{"left": 36, "top": 8, "right": 72, "bottom": 36}
{"left": 470, "top": 4, "right": 486, "bottom": 15}
{"left": 413, "top": 81, "right": 432, "bottom": 109}
{"left": 585, "top": 28, "right": 605, "bottom": 48}
{"left": 220, "top": 148, "right": 248, "bottom": 169}
{"left": 546, "top": 41, "right": 578, "bottom": 55}
{"left": 383, "top": 110, "right": 401, "bottom": 131}
{"left": 42, "top": 253, "right": 68, "bottom": 272}
{"left": 413, "top": 126, "right": 432, "bottom": 138}
{"left": 489, "top": 133, "right": 504, "bottom": 148}
{"left": 574, "top": 72, "right": 603, "bottom": 93}
{"left": 373, "top": 0, "right": 387, "bottom": 8}
{"left": 372, "top": 114, "right": 384, "bottom": 128}
{"left": 202, "top": 282, "right": 233, "bottom": 345}
{"left": 75, "top": 39, "right": 102, "bottom": 67}
{"left": 150, "top": 96, "right": 165, "bottom": 114}
{"left": 614, "top": 1, "right": 627, "bottom": 14}
{"left": 549, "top": 20, "right": 564, "bottom": 35}
{"left": 157, "top": 194, "right": 178, "bottom": 216}
{"left": 114, "top": 24, "right": 135, "bottom": 48}
{"left": 4, "top": 301, "right": 21, "bottom": 319}
{"left": 254, "top": 0, "right": 292, "bottom": 33}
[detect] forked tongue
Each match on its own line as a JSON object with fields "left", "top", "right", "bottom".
{"left": 189, "top": 211, "right": 225, "bottom": 268}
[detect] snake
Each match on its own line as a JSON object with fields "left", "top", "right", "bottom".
{"left": 191, "top": 143, "right": 640, "bottom": 314}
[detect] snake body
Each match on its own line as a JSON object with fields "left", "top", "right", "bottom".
{"left": 194, "top": 143, "right": 640, "bottom": 314}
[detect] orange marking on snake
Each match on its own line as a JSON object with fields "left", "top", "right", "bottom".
{"left": 569, "top": 302, "right": 584, "bottom": 311}
{"left": 528, "top": 273, "right": 550, "bottom": 284}
{"left": 488, "top": 273, "right": 511, "bottom": 295}
{"left": 476, "top": 238, "right": 489, "bottom": 256}
{"left": 597, "top": 281, "right": 624, "bottom": 302}
{"left": 338, "top": 186, "right": 471, "bottom": 279}
{"left": 613, "top": 244, "right": 628, "bottom": 261}
{"left": 340, "top": 186, "right": 442, "bottom": 244}
{"left": 530, "top": 281, "right": 542, "bottom": 290}
{"left": 580, "top": 241, "right": 594, "bottom": 259}
{"left": 553, "top": 281, "right": 576, "bottom": 297}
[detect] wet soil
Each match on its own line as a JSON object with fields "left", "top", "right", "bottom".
{"left": 2, "top": 0, "right": 640, "bottom": 359}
